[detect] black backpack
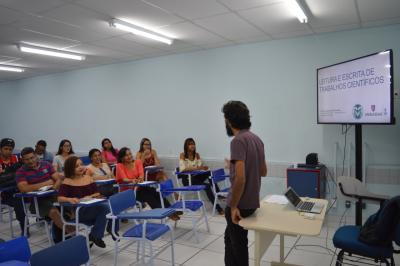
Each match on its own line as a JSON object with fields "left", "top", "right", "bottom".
{"left": 0, "top": 162, "right": 22, "bottom": 188}
{"left": 359, "top": 196, "right": 400, "bottom": 246}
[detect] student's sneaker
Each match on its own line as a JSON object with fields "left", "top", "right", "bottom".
{"left": 89, "top": 234, "right": 106, "bottom": 248}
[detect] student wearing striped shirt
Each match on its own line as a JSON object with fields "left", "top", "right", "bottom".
{"left": 16, "top": 147, "right": 66, "bottom": 236}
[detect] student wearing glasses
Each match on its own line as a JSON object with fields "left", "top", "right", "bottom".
{"left": 53, "top": 139, "right": 74, "bottom": 175}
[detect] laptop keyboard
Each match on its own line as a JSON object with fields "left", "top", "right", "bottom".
{"left": 300, "top": 201, "right": 314, "bottom": 211}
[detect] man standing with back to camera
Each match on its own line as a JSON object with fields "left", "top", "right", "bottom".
{"left": 222, "top": 101, "right": 267, "bottom": 266}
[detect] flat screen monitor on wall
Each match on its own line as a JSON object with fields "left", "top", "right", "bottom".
{"left": 317, "top": 49, "right": 394, "bottom": 124}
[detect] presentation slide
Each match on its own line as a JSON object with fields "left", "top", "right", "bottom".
{"left": 318, "top": 51, "right": 392, "bottom": 124}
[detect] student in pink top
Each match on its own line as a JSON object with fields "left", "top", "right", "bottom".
{"left": 101, "top": 138, "right": 119, "bottom": 165}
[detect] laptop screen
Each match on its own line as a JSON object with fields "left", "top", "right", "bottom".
{"left": 284, "top": 187, "right": 301, "bottom": 207}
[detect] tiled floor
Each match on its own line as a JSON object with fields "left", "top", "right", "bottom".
{"left": 1, "top": 177, "right": 399, "bottom": 265}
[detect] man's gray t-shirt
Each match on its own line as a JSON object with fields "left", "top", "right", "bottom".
{"left": 227, "top": 129, "right": 265, "bottom": 209}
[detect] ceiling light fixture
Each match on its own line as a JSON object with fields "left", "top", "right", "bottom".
{"left": 110, "top": 19, "right": 173, "bottom": 45}
{"left": 0, "top": 64, "right": 24, "bottom": 72}
{"left": 287, "top": 0, "right": 308, "bottom": 23}
{"left": 18, "top": 44, "right": 86, "bottom": 60}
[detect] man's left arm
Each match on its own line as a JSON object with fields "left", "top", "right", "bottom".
{"left": 230, "top": 160, "right": 246, "bottom": 224}
{"left": 261, "top": 160, "right": 267, "bottom": 177}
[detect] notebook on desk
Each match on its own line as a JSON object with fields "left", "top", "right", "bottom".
{"left": 284, "top": 187, "right": 324, "bottom": 214}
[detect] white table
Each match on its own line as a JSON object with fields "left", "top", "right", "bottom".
{"left": 239, "top": 197, "right": 328, "bottom": 266}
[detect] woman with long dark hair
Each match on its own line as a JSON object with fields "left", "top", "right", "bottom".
{"left": 53, "top": 139, "right": 74, "bottom": 175}
{"left": 179, "top": 138, "right": 224, "bottom": 215}
{"left": 58, "top": 156, "right": 109, "bottom": 248}
{"left": 101, "top": 138, "right": 119, "bottom": 165}
{"left": 136, "top": 138, "right": 168, "bottom": 181}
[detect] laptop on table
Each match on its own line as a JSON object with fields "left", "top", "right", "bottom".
{"left": 284, "top": 187, "right": 324, "bottom": 214}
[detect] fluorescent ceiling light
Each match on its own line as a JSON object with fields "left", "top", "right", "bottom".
{"left": 287, "top": 0, "right": 308, "bottom": 23}
{"left": 110, "top": 19, "right": 173, "bottom": 45}
{"left": 0, "top": 64, "right": 24, "bottom": 72}
{"left": 18, "top": 44, "right": 86, "bottom": 60}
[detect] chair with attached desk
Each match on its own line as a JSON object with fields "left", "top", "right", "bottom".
{"left": 158, "top": 179, "right": 210, "bottom": 242}
{"left": 337, "top": 176, "right": 390, "bottom": 225}
{"left": 15, "top": 190, "right": 56, "bottom": 245}
{"left": 210, "top": 168, "right": 230, "bottom": 216}
{"left": 144, "top": 165, "right": 164, "bottom": 181}
{"left": 107, "top": 189, "right": 175, "bottom": 266}
{"left": 0, "top": 186, "right": 16, "bottom": 238}
{"left": 56, "top": 197, "right": 107, "bottom": 256}
{"left": 239, "top": 195, "right": 328, "bottom": 266}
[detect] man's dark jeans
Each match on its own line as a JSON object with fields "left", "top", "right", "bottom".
{"left": 224, "top": 206, "right": 256, "bottom": 266}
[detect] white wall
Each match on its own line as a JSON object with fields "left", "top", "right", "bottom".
{"left": 0, "top": 24, "right": 399, "bottom": 168}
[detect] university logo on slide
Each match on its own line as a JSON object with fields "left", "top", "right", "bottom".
{"left": 371, "top": 105, "right": 375, "bottom": 112}
{"left": 353, "top": 104, "right": 363, "bottom": 120}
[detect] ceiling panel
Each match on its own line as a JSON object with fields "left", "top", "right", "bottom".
{"left": 162, "top": 22, "right": 228, "bottom": 45}
{"left": 41, "top": 4, "right": 124, "bottom": 39}
{"left": 67, "top": 43, "right": 131, "bottom": 59}
{"left": 77, "top": 0, "right": 184, "bottom": 28}
{"left": 146, "top": 0, "right": 229, "bottom": 20}
{"left": 312, "top": 23, "right": 360, "bottom": 34}
{"left": 195, "top": 13, "right": 267, "bottom": 42}
{"left": 358, "top": 0, "right": 400, "bottom": 22}
{"left": 121, "top": 34, "right": 195, "bottom": 52}
{"left": 306, "top": 0, "right": 360, "bottom": 29}
{"left": 9, "top": 15, "right": 108, "bottom": 43}
{"left": 94, "top": 36, "right": 164, "bottom": 56}
{"left": 200, "top": 40, "right": 235, "bottom": 49}
{"left": 238, "top": 2, "right": 310, "bottom": 35}
{"left": 362, "top": 17, "right": 400, "bottom": 28}
{"left": 0, "top": 0, "right": 66, "bottom": 14}
{"left": 217, "top": 0, "right": 282, "bottom": 11}
{"left": 271, "top": 29, "right": 313, "bottom": 39}
{"left": 0, "top": 6, "right": 22, "bottom": 25}
{"left": 235, "top": 35, "right": 272, "bottom": 44}
{"left": 0, "top": 43, "right": 26, "bottom": 64}
{"left": 0, "top": 24, "right": 81, "bottom": 50}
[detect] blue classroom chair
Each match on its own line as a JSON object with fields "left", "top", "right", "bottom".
{"left": 30, "top": 235, "right": 89, "bottom": 266}
{"left": 159, "top": 179, "right": 210, "bottom": 242}
{"left": 108, "top": 190, "right": 175, "bottom": 266}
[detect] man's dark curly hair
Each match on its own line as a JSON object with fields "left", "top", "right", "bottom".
{"left": 222, "top": 101, "right": 251, "bottom": 130}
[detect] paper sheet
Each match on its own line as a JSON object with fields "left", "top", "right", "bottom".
{"left": 264, "top": 195, "right": 288, "bottom": 205}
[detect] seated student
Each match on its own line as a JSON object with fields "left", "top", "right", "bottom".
{"left": 136, "top": 138, "right": 168, "bottom": 182}
{"left": 53, "top": 139, "right": 74, "bottom": 176}
{"left": 16, "top": 147, "right": 67, "bottom": 236}
{"left": 58, "top": 156, "right": 109, "bottom": 248}
{"left": 0, "top": 138, "right": 25, "bottom": 234}
{"left": 179, "top": 138, "right": 224, "bottom": 215}
{"left": 101, "top": 138, "right": 119, "bottom": 166}
{"left": 34, "top": 140, "right": 54, "bottom": 164}
{"left": 86, "top": 148, "right": 116, "bottom": 197}
{"left": 116, "top": 147, "right": 180, "bottom": 220}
